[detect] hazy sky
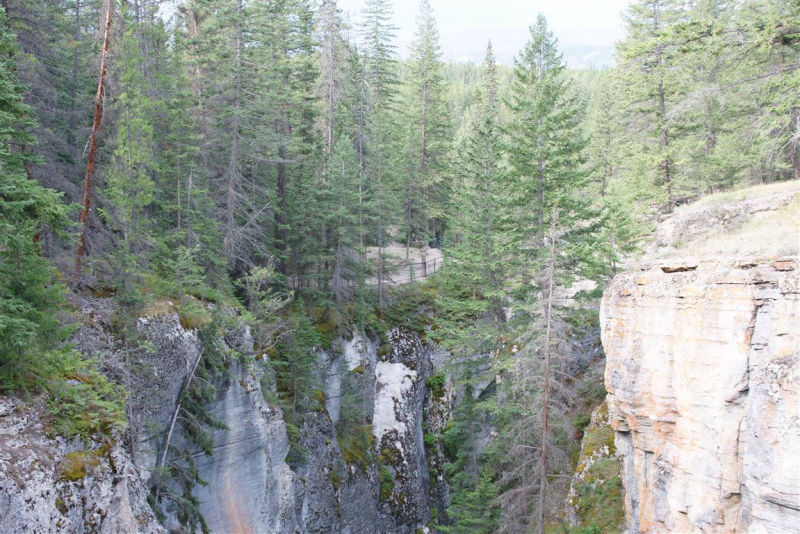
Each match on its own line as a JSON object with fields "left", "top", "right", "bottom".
{"left": 337, "top": 0, "right": 632, "bottom": 65}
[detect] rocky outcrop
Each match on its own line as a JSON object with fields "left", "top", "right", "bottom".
{"left": 5, "top": 292, "right": 445, "bottom": 533}
{"left": 373, "top": 329, "right": 432, "bottom": 527}
{"left": 0, "top": 396, "right": 163, "bottom": 534}
{"left": 602, "top": 258, "right": 800, "bottom": 533}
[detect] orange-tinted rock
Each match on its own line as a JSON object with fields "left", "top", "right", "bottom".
{"left": 601, "top": 261, "right": 800, "bottom": 533}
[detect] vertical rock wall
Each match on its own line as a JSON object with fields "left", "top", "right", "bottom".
{"left": 4, "top": 295, "right": 445, "bottom": 533}
{"left": 601, "top": 259, "right": 800, "bottom": 533}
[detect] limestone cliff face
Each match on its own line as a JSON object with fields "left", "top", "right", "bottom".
{"left": 0, "top": 396, "right": 164, "bottom": 534}
{"left": 0, "top": 293, "right": 445, "bottom": 533}
{"left": 602, "top": 258, "right": 800, "bottom": 533}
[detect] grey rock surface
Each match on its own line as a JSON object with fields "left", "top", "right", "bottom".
{"left": 9, "top": 296, "right": 447, "bottom": 534}
{"left": 0, "top": 396, "right": 164, "bottom": 534}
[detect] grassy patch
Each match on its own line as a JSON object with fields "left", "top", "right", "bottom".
{"left": 680, "top": 180, "right": 799, "bottom": 210}
{"left": 688, "top": 192, "right": 800, "bottom": 257}
{"left": 379, "top": 464, "right": 395, "bottom": 500}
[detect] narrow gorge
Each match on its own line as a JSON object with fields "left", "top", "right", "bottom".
{"left": 1, "top": 0, "right": 798, "bottom": 532}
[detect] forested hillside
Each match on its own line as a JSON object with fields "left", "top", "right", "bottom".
{"left": 0, "top": 0, "right": 797, "bottom": 532}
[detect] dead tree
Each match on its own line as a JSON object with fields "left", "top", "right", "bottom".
{"left": 74, "top": 0, "right": 113, "bottom": 283}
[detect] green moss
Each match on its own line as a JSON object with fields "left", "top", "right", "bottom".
{"left": 177, "top": 297, "right": 212, "bottom": 330}
{"left": 424, "top": 433, "right": 436, "bottom": 447}
{"left": 55, "top": 498, "right": 68, "bottom": 516}
{"left": 351, "top": 363, "right": 365, "bottom": 374}
{"left": 58, "top": 450, "right": 101, "bottom": 481}
{"left": 379, "top": 464, "right": 395, "bottom": 501}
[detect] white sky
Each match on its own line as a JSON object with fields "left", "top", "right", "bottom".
{"left": 337, "top": 0, "right": 632, "bottom": 65}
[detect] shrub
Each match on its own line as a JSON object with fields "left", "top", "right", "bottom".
{"left": 45, "top": 351, "right": 127, "bottom": 440}
{"left": 426, "top": 371, "right": 447, "bottom": 398}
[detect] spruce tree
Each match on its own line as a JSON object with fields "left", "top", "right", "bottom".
{"left": 0, "top": 7, "right": 69, "bottom": 388}
{"left": 501, "top": 15, "right": 608, "bottom": 533}
{"left": 403, "top": 0, "right": 451, "bottom": 254}
{"left": 616, "top": 0, "right": 686, "bottom": 211}
{"left": 360, "top": 0, "right": 400, "bottom": 306}
{"left": 438, "top": 42, "right": 506, "bottom": 352}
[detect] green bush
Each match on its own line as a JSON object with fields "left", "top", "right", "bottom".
{"left": 337, "top": 423, "right": 374, "bottom": 470}
{"left": 426, "top": 371, "right": 447, "bottom": 398}
{"left": 45, "top": 352, "right": 127, "bottom": 440}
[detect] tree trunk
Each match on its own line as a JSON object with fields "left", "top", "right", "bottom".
{"left": 537, "top": 209, "right": 557, "bottom": 534}
{"left": 69, "top": 0, "right": 81, "bottom": 153}
{"left": 74, "top": 0, "right": 113, "bottom": 283}
{"left": 791, "top": 107, "right": 800, "bottom": 181}
{"left": 224, "top": 0, "right": 242, "bottom": 262}
{"left": 275, "top": 141, "right": 288, "bottom": 275}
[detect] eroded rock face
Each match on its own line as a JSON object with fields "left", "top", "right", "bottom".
{"left": 17, "top": 296, "right": 443, "bottom": 533}
{"left": 602, "top": 258, "right": 800, "bottom": 533}
{"left": 188, "top": 359, "right": 298, "bottom": 534}
{"left": 0, "top": 397, "right": 164, "bottom": 534}
{"left": 373, "top": 328, "right": 432, "bottom": 529}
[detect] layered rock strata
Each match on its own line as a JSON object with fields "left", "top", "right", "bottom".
{"left": 602, "top": 258, "right": 800, "bottom": 533}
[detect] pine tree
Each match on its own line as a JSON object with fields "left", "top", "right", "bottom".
{"left": 0, "top": 6, "right": 69, "bottom": 388}
{"left": 402, "top": 0, "right": 451, "bottom": 255}
{"left": 360, "top": 0, "right": 400, "bottom": 306}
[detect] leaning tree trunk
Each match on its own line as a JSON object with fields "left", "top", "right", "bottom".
{"left": 74, "top": 0, "right": 113, "bottom": 283}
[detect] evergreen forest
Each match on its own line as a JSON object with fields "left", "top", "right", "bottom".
{"left": 0, "top": 0, "right": 797, "bottom": 532}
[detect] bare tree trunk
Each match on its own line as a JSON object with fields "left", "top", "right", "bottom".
{"left": 74, "top": 0, "right": 113, "bottom": 283}
{"left": 224, "top": 0, "right": 242, "bottom": 262}
{"left": 69, "top": 0, "right": 81, "bottom": 153}
{"left": 537, "top": 209, "right": 557, "bottom": 534}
